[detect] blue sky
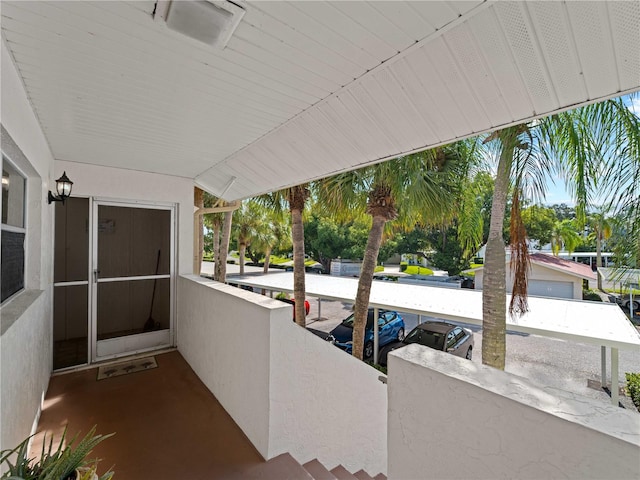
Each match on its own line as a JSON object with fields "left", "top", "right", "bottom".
{"left": 539, "top": 93, "right": 639, "bottom": 207}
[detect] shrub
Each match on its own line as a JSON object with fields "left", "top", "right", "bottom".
{"left": 474, "top": 257, "right": 484, "bottom": 264}
{"left": 404, "top": 265, "right": 433, "bottom": 275}
{"left": 582, "top": 289, "right": 603, "bottom": 302}
{"left": 374, "top": 265, "right": 384, "bottom": 273}
{"left": 625, "top": 372, "right": 640, "bottom": 411}
{"left": 399, "top": 261, "right": 408, "bottom": 272}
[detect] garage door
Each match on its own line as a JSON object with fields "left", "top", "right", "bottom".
{"left": 528, "top": 280, "right": 574, "bottom": 299}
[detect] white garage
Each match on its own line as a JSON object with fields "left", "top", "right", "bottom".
{"left": 473, "top": 253, "right": 597, "bottom": 300}
{"left": 528, "top": 280, "right": 574, "bottom": 299}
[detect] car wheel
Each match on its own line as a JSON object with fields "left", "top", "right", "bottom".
{"left": 397, "top": 328, "right": 405, "bottom": 342}
{"left": 465, "top": 347, "right": 472, "bottom": 360}
{"left": 631, "top": 301, "right": 639, "bottom": 312}
{"left": 364, "top": 341, "right": 374, "bottom": 359}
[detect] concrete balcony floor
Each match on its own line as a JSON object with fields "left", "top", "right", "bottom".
{"left": 32, "top": 351, "right": 265, "bottom": 479}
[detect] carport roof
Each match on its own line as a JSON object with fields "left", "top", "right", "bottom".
{"left": 230, "top": 272, "right": 640, "bottom": 350}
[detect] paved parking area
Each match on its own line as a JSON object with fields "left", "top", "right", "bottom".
{"left": 304, "top": 296, "right": 640, "bottom": 409}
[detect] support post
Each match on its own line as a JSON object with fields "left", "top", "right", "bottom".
{"left": 373, "top": 307, "right": 379, "bottom": 364}
{"left": 418, "top": 314, "right": 422, "bottom": 325}
{"left": 611, "top": 347, "right": 619, "bottom": 407}
{"left": 193, "top": 212, "right": 201, "bottom": 275}
{"left": 600, "top": 346, "right": 607, "bottom": 388}
{"left": 317, "top": 298, "right": 322, "bottom": 320}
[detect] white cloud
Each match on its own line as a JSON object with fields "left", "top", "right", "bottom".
{"left": 627, "top": 96, "right": 640, "bottom": 116}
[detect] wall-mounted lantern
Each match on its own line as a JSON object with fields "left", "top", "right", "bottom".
{"left": 47, "top": 171, "right": 73, "bottom": 204}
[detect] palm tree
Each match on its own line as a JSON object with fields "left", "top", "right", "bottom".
{"left": 479, "top": 125, "right": 542, "bottom": 370}
{"left": 232, "top": 200, "right": 265, "bottom": 276}
{"left": 319, "top": 146, "right": 471, "bottom": 360}
{"left": 257, "top": 184, "right": 310, "bottom": 327}
{"left": 476, "top": 94, "right": 639, "bottom": 370}
{"left": 550, "top": 219, "right": 581, "bottom": 255}
{"left": 206, "top": 211, "right": 224, "bottom": 267}
{"left": 587, "top": 209, "right": 613, "bottom": 289}
{"left": 215, "top": 208, "right": 233, "bottom": 283}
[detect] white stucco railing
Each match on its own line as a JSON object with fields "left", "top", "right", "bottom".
{"left": 178, "top": 275, "right": 640, "bottom": 479}
{"left": 388, "top": 345, "right": 640, "bottom": 480}
{"left": 177, "top": 275, "right": 388, "bottom": 476}
{"left": 0, "top": 290, "right": 52, "bottom": 457}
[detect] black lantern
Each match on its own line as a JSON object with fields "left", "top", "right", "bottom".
{"left": 48, "top": 171, "right": 73, "bottom": 204}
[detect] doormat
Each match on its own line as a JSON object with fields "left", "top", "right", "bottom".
{"left": 97, "top": 356, "right": 157, "bottom": 380}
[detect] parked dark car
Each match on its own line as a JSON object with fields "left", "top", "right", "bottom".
{"left": 378, "top": 321, "right": 474, "bottom": 366}
{"left": 327, "top": 309, "right": 405, "bottom": 358}
{"left": 276, "top": 297, "right": 310, "bottom": 320}
{"left": 305, "top": 265, "right": 326, "bottom": 274}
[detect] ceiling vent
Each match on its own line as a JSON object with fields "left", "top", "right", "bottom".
{"left": 154, "top": 1, "right": 245, "bottom": 49}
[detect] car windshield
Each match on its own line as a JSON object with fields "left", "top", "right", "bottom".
{"left": 404, "top": 327, "right": 445, "bottom": 350}
{"left": 341, "top": 311, "right": 375, "bottom": 329}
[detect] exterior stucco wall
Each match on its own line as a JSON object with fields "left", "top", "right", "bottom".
{"left": 475, "top": 263, "right": 584, "bottom": 299}
{"left": 177, "top": 276, "right": 275, "bottom": 458}
{"left": 177, "top": 276, "right": 388, "bottom": 477}
{"left": 1, "top": 291, "right": 51, "bottom": 453}
{"left": 55, "top": 160, "right": 194, "bottom": 276}
{"left": 1, "top": 39, "right": 55, "bottom": 455}
{"left": 269, "top": 309, "right": 387, "bottom": 476}
{"left": 388, "top": 345, "right": 640, "bottom": 480}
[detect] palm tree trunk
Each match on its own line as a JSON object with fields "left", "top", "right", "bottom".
{"left": 291, "top": 205, "right": 306, "bottom": 327}
{"left": 216, "top": 209, "right": 233, "bottom": 283}
{"left": 290, "top": 186, "right": 308, "bottom": 327}
{"left": 352, "top": 215, "right": 386, "bottom": 360}
{"left": 263, "top": 248, "right": 272, "bottom": 274}
{"left": 213, "top": 225, "right": 220, "bottom": 267}
{"left": 239, "top": 242, "right": 246, "bottom": 276}
{"left": 482, "top": 135, "right": 514, "bottom": 370}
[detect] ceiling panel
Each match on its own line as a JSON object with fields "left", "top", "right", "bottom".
{"left": 1, "top": 0, "right": 638, "bottom": 201}
{"left": 608, "top": 1, "right": 640, "bottom": 91}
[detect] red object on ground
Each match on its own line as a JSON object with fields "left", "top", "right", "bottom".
{"left": 277, "top": 297, "right": 310, "bottom": 319}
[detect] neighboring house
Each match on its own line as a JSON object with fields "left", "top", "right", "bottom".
{"left": 473, "top": 253, "right": 596, "bottom": 300}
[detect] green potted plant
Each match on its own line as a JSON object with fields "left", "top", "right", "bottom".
{"left": 1, "top": 425, "right": 114, "bottom": 480}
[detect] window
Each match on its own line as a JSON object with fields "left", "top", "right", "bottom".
{"left": 446, "top": 330, "right": 457, "bottom": 349}
{"left": 1, "top": 156, "right": 27, "bottom": 303}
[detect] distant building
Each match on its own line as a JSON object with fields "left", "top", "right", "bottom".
{"left": 471, "top": 253, "right": 596, "bottom": 300}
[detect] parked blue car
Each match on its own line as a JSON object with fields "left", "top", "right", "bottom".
{"left": 328, "top": 309, "right": 405, "bottom": 359}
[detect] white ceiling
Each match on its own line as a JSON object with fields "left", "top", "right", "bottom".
{"left": 2, "top": 1, "right": 639, "bottom": 201}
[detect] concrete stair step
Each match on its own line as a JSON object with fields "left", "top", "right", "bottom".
{"left": 354, "top": 469, "right": 375, "bottom": 480}
{"left": 303, "top": 459, "right": 338, "bottom": 480}
{"left": 330, "top": 465, "right": 358, "bottom": 480}
{"left": 232, "top": 453, "right": 314, "bottom": 479}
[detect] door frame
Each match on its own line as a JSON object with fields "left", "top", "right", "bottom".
{"left": 90, "top": 197, "right": 177, "bottom": 362}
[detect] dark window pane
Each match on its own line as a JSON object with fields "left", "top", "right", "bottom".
{"left": 97, "top": 278, "right": 170, "bottom": 340}
{"left": 1, "top": 230, "right": 25, "bottom": 302}
{"left": 54, "top": 197, "right": 89, "bottom": 283}
{"left": 98, "top": 206, "right": 171, "bottom": 278}
{"left": 53, "top": 285, "right": 88, "bottom": 369}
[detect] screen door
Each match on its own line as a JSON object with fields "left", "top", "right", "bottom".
{"left": 92, "top": 201, "right": 174, "bottom": 360}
